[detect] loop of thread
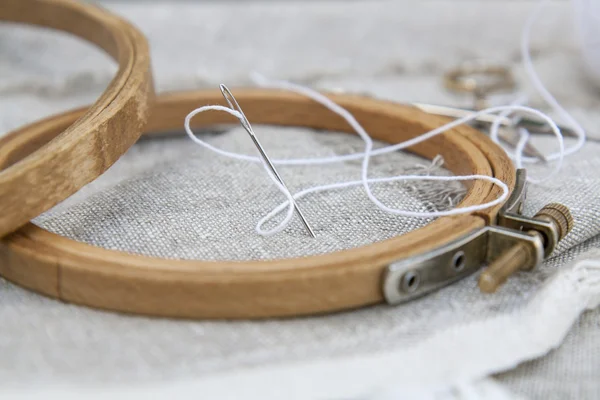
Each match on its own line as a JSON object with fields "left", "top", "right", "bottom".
{"left": 184, "top": 82, "right": 566, "bottom": 236}
{"left": 183, "top": 0, "right": 577, "bottom": 236}
{"left": 488, "top": 0, "right": 586, "bottom": 184}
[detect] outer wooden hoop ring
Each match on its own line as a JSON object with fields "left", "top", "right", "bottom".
{"left": 0, "top": 90, "right": 514, "bottom": 319}
{"left": 0, "top": 0, "right": 153, "bottom": 237}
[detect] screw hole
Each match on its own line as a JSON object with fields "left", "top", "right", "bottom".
{"left": 401, "top": 271, "right": 420, "bottom": 293}
{"left": 452, "top": 251, "right": 466, "bottom": 271}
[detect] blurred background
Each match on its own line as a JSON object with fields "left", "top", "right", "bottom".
{"left": 1, "top": 0, "right": 599, "bottom": 136}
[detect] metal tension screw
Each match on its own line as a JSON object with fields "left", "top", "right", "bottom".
{"left": 478, "top": 203, "right": 574, "bottom": 293}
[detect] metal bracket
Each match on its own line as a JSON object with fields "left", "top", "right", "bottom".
{"left": 496, "top": 169, "right": 558, "bottom": 257}
{"left": 383, "top": 225, "right": 543, "bottom": 304}
{"left": 382, "top": 169, "right": 550, "bottom": 305}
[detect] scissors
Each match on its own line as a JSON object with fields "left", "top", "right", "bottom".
{"left": 414, "top": 61, "right": 578, "bottom": 162}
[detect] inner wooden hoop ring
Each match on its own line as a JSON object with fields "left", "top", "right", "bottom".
{"left": 0, "top": 0, "right": 153, "bottom": 237}
{"left": 0, "top": 90, "right": 515, "bottom": 319}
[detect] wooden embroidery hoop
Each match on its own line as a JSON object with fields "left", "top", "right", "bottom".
{"left": 0, "top": 89, "right": 521, "bottom": 319}
{"left": 0, "top": 0, "right": 153, "bottom": 237}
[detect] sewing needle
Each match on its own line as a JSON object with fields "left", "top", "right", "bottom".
{"left": 219, "top": 84, "right": 316, "bottom": 238}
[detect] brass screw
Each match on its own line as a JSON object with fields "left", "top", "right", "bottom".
{"left": 535, "top": 203, "right": 574, "bottom": 241}
{"left": 478, "top": 203, "right": 573, "bottom": 293}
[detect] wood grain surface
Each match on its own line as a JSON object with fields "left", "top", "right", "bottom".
{"left": 0, "top": 0, "right": 154, "bottom": 237}
{"left": 0, "top": 90, "right": 514, "bottom": 319}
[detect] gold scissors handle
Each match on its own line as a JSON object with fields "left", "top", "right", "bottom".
{"left": 444, "top": 62, "right": 517, "bottom": 102}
